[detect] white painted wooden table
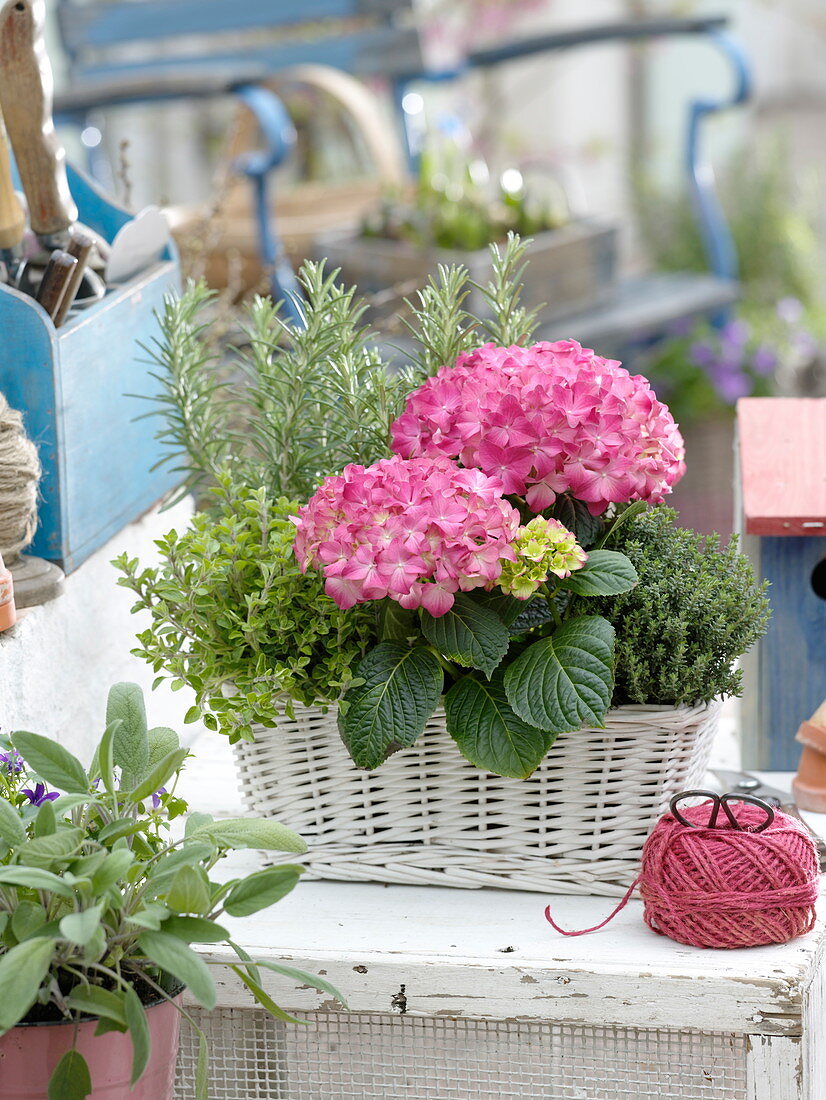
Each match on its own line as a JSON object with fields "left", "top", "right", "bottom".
{"left": 174, "top": 736, "right": 826, "bottom": 1099}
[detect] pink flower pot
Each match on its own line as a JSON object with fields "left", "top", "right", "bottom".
{"left": 0, "top": 994, "right": 181, "bottom": 1099}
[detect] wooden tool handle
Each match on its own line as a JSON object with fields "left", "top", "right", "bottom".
{"left": 0, "top": 0, "right": 76, "bottom": 237}
{"left": 35, "top": 248, "right": 77, "bottom": 320}
{"left": 0, "top": 111, "right": 24, "bottom": 249}
{"left": 52, "top": 231, "right": 93, "bottom": 327}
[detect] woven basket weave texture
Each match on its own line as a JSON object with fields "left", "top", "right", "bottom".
{"left": 233, "top": 701, "right": 720, "bottom": 896}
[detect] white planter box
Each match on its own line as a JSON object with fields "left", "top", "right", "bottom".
{"left": 232, "top": 701, "right": 720, "bottom": 897}
{"left": 315, "top": 220, "right": 618, "bottom": 323}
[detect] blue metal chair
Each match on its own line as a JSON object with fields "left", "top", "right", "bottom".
{"left": 54, "top": 5, "right": 750, "bottom": 340}
{"left": 54, "top": 0, "right": 422, "bottom": 323}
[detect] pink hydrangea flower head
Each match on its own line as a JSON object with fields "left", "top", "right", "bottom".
{"left": 391, "top": 340, "right": 685, "bottom": 515}
{"left": 293, "top": 454, "right": 521, "bottom": 616}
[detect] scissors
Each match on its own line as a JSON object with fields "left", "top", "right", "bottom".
{"left": 669, "top": 789, "right": 775, "bottom": 832}
{"left": 712, "top": 768, "right": 826, "bottom": 871}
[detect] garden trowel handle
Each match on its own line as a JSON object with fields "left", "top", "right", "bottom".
{"left": 0, "top": 111, "right": 24, "bottom": 250}
{"left": 0, "top": 0, "right": 77, "bottom": 238}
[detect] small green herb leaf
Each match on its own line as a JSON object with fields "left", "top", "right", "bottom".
{"left": 161, "top": 915, "right": 230, "bottom": 943}
{"left": 228, "top": 964, "right": 305, "bottom": 1025}
{"left": 138, "top": 931, "right": 216, "bottom": 1009}
{"left": 10, "top": 901, "right": 48, "bottom": 943}
{"left": 17, "top": 828, "right": 84, "bottom": 871}
{"left": 0, "top": 937, "right": 55, "bottom": 1031}
{"left": 124, "top": 987, "right": 151, "bottom": 1086}
{"left": 147, "top": 726, "right": 180, "bottom": 770}
{"left": 127, "top": 749, "right": 188, "bottom": 802}
{"left": 504, "top": 615, "right": 615, "bottom": 733}
{"left": 107, "top": 682, "right": 149, "bottom": 789}
{"left": 65, "top": 987, "right": 128, "bottom": 1028}
{"left": 421, "top": 594, "right": 510, "bottom": 677}
{"left": 339, "top": 643, "right": 442, "bottom": 770}
{"left": 224, "top": 866, "right": 303, "bottom": 917}
{"left": 60, "top": 904, "right": 104, "bottom": 947}
{"left": 0, "top": 866, "right": 75, "bottom": 897}
{"left": 445, "top": 674, "right": 555, "bottom": 778}
{"left": 167, "top": 866, "right": 211, "bottom": 915}
{"left": 252, "top": 960, "right": 347, "bottom": 1006}
{"left": 190, "top": 819, "right": 307, "bottom": 854}
{"left": 11, "top": 731, "right": 88, "bottom": 794}
{"left": 48, "top": 1051, "right": 92, "bottom": 1100}
{"left": 0, "top": 798, "right": 24, "bottom": 848}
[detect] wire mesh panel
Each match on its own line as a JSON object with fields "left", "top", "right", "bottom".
{"left": 175, "top": 1010, "right": 748, "bottom": 1100}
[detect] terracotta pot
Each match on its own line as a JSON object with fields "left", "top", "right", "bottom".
{"left": 0, "top": 993, "right": 181, "bottom": 1099}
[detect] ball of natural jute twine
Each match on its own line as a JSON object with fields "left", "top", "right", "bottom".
{"left": 639, "top": 800, "right": 820, "bottom": 949}
{"left": 0, "top": 392, "right": 40, "bottom": 562}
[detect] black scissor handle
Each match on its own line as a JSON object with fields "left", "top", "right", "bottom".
{"left": 669, "top": 790, "right": 775, "bottom": 833}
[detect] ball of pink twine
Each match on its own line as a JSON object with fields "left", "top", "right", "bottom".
{"left": 640, "top": 800, "right": 819, "bottom": 949}
{"left": 545, "top": 799, "right": 820, "bottom": 949}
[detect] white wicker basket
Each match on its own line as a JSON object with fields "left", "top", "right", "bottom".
{"left": 232, "top": 701, "right": 721, "bottom": 896}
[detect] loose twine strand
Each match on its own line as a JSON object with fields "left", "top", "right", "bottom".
{"left": 0, "top": 392, "right": 40, "bottom": 561}
{"left": 546, "top": 801, "right": 820, "bottom": 949}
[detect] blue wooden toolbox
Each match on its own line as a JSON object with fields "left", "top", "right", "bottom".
{"left": 0, "top": 166, "right": 181, "bottom": 573}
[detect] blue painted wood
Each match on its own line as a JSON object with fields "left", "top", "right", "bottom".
{"left": 0, "top": 164, "right": 182, "bottom": 573}
{"left": 69, "top": 28, "right": 421, "bottom": 87}
{"left": 59, "top": 0, "right": 400, "bottom": 52}
{"left": 757, "top": 536, "right": 826, "bottom": 770}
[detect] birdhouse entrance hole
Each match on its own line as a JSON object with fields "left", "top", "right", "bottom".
{"left": 812, "top": 559, "right": 826, "bottom": 602}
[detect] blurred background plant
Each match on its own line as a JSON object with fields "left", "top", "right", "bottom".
{"left": 636, "top": 136, "right": 826, "bottom": 423}
{"left": 362, "top": 135, "right": 568, "bottom": 252}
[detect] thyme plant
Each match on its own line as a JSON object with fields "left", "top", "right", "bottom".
{"left": 570, "top": 506, "right": 771, "bottom": 706}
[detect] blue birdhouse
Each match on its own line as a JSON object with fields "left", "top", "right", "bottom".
{"left": 737, "top": 397, "right": 826, "bottom": 770}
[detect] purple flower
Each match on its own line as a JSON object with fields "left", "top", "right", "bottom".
{"left": 151, "top": 787, "right": 167, "bottom": 810}
{"left": 721, "top": 319, "right": 750, "bottom": 348}
{"left": 0, "top": 751, "right": 23, "bottom": 775}
{"left": 751, "top": 345, "right": 778, "bottom": 376}
{"left": 21, "top": 783, "right": 60, "bottom": 807}
{"left": 712, "top": 366, "right": 752, "bottom": 404}
{"left": 689, "top": 341, "right": 717, "bottom": 369}
{"left": 777, "top": 297, "right": 803, "bottom": 324}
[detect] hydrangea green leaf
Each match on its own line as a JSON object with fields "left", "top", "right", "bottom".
{"left": 562, "top": 550, "right": 639, "bottom": 597}
{"left": 338, "top": 643, "right": 443, "bottom": 770}
{"left": 504, "top": 615, "right": 615, "bottom": 732}
{"left": 445, "top": 674, "right": 556, "bottom": 778}
{"left": 421, "top": 594, "right": 510, "bottom": 677}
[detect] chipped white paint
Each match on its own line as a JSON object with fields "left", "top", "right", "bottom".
{"left": 192, "top": 853, "right": 826, "bottom": 1043}
{"left": 746, "top": 1035, "right": 803, "bottom": 1100}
